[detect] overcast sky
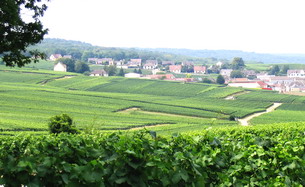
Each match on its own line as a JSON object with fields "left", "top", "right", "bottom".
{"left": 41, "top": 0, "right": 305, "bottom": 54}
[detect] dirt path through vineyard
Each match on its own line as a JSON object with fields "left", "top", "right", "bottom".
{"left": 238, "top": 103, "right": 282, "bottom": 126}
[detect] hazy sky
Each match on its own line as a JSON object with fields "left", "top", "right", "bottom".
{"left": 41, "top": 0, "right": 305, "bottom": 54}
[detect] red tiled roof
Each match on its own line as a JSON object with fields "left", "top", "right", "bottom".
{"left": 51, "top": 54, "right": 62, "bottom": 58}
{"left": 169, "top": 65, "right": 182, "bottom": 71}
{"left": 130, "top": 59, "right": 142, "bottom": 63}
{"left": 256, "top": 81, "right": 268, "bottom": 87}
{"left": 194, "top": 66, "right": 206, "bottom": 72}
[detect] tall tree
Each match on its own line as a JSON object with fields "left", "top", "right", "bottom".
{"left": 1, "top": 0, "right": 49, "bottom": 67}
{"left": 230, "top": 70, "right": 244, "bottom": 78}
{"left": 216, "top": 75, "right": 225, "bottom": 84}
{"left": 231, "top": 57, "right": 245, "bottom": 70}
{"left": 58, "top": 58, "right": 75, "bottom": 72}
{"left": 105, "top": 65, "right": 117, "bottom": 76}
{"left": 74, "top": 61, "right": 90, "bottom": 73}
{"left": 281, "top": 65, "right": 290, "bottom": 74}
{"left": 118, "top": 68, "right": 125, "bottom": 76}
{"left": 268, "top": 65, "right": 280, "bottom": 75}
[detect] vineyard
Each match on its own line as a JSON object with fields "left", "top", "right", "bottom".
{"left": 1, "top": 124, "right": 305, "bottom": 186}
{"left": 1, "top": 68, "right": 305, "bottom": 185}
{"left": 1, "top": 69, "right": 305, "bottom": 134}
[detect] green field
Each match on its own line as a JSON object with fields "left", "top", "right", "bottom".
{"left": 1, "top": 67, "right": 305, "bottom": 135}
{"left": 247, "top": 63, "right": 305, "bottom": 72}
{"left": 2, "top": 61, "right": 305, "bottom": 186}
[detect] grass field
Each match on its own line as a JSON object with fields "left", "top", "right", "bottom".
{"left": 247, "top": 63, "right": 305, "bottom": 72}
{"left": 1, "top": 67, "right": 305, "bottom": 134}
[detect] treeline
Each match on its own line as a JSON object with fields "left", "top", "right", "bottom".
{"left": 143, "top": 48, "right": 305, "bottom": 64}
{"left": 29, "top": 38, "right": 210, "bottom": 63}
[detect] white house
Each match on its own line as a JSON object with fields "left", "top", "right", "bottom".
{"left": 90, "top": 70, "right": 108, "bottom": 77}
{"left": 143, "top": 61, "right": 158, "bottom": 69}
{"left": 287, "top": 69, "right": 305, "bottom": 77}
{"left": 125, "top": 73, "right": 141, "bottom": 78}
{"left": 256, "top": 73, "right": 275, "bottom": 81}
{"left": 220, "top": 69, "right": 233, "bottom": 77}
{"left": 97, "top": 58, "right": 113, "bottom": 64}
{"left": 115, "top": 60, "right": 125, "bottom": 66}
{"left": 194, "top": 66, "right": 206, "bottom": 74}
{"left": 88, "top": 58, "right": 99, "bottom": 63}
{"left": 50, "top": 54, "right": 62, "bottom": 61}
{"left": 54, "top": 62, "right": 67, "bottom": 72}
{"left": 127, "top": 59, "right": 142, "bottom": 68}
{"left": 266, "top": 76, "right": 295, "bottom": 85}
{"left": 216, "top": 61, "right": 223, "bottom": 67}
{"left": 228, "top": 81, "right": 269, "bottom": 89}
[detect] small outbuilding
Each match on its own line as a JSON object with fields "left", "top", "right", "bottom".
{"left": 125, "top": 73, "right": 141, "bottom": 78}
{"left": 54, "top": 62, "right": 67, "bottom": 72}
{"left": 90, "top": 70, "right": 108, "bottom": 77}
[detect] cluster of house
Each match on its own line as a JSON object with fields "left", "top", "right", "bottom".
{"left": 226, "top": 70, "right": 305, "bottom": 93}
{"left": 87, "top": 58, "right": 207, "bottom": 73}
{"left": 50, "top": 54, "right": 305, "bottom": 93}
{"left": 49, "top": 54, "right": 72, "bottom": 61}
{"left": 89, "top": 69, "right": 194, "bottom": 82}
{"left": 87, "top": 58, "right": 206, "bottom": 82}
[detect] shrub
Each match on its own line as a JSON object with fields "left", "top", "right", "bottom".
{"left": 48, "top": 114, "right": 79, "bottom": 134}
{"left": 229, "top": 115, "right": 236, "bottom": 121}
{"left": 216, "top": 75, "right": 225, "bottom": 84}
{"left": 202, "top": 78, "right": 213, "bottom": 84}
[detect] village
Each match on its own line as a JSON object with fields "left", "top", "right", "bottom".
{"left": 50, "top": 54, "right": 305, "bottom": 94}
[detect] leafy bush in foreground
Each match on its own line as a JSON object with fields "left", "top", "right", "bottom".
{"left": 48, "top": 113, "right": 79, "bottom": 134}
{"left": 0, "top": 125, "right": 305, "bottom": 186}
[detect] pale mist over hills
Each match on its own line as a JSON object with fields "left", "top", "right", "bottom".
{"left": 139, "top": 48, "right": 305, "bottom": 64}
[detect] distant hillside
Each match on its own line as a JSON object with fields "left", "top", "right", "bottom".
{"left": 29, "top": 38, "right": 305, "bottom": 64}
{"left": 140, "top": 48, "right": 305, "bottom": 64}
{"left": 29, "top": 38, "right": 211, "bottom": 63}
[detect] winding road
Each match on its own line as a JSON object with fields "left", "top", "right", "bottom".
{"left": 238, "top": 103, "right": 282, "bottom": 126}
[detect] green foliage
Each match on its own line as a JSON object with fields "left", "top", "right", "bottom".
{"left": 118, "top": 68, "right": 125, "bottom": 76}
{"left": 58, "top": 58, "right": 75, "bottom": 72}
{"left": 0, "top": 0, "right": 49, "bottom": 67}
{"left": 48, "top": 114, "right": 79, "bottom": 134}
{"left": 202, "top": 78, "right": 213, "bottom": 83}
{"left": 231, "top": 57, "right": 245, "bottom": 70}
{"left": 230, "top": 70, "right": 244, "bottom": 78}
{"left": 74, "top": 61, "right": 90, "bottom": 73}
{"left": 181, "top": 65, "right": 194, "bottom": 73}
{"left": 229, "top": 115, "right": 236, "bottom": 121}
{"left": 268, "top": 65, "right": 280, "bottom": 75}
{"left": 1, "top": 126, "right": 305, "bottom": 185}
{"left": 280, "top": 65, "right": 290, "bottom": 74}
{"left": 216, "top": 75, "right": 225, "bottom": 84}
{"left": 104, "top": 65, "right": 116, "bottom": 76}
